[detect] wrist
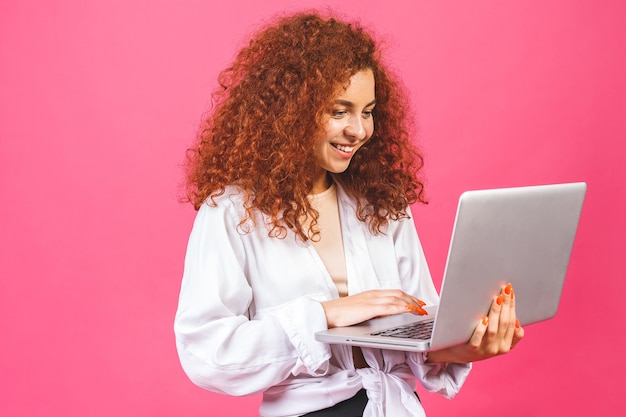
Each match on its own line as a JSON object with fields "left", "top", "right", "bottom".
{"left": 426, "top": 346, "right": 471, "bottom": 364}
{"left": 424, "top": 350, "right": 445, "bottom": 363}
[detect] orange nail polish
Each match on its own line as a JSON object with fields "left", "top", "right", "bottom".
{"left": 496, "top": 295, "right": 504, "bottom": 305}
{"left": 515, "top": 319, "right": 520, "bottom": 329}
{"left": 406, "top": 305, "right": 416, "bottom": 312}
{"left": 482, "top": 316, "right": 489, "bottom": 325}
{"left": 504, "top": 283, "right": 512, "bottom": 295}
{"left": 417, "top": 299, "right": 426, "bottom": 307}
{"left": 511, "top": 288, "right": 515, "bottom": 299}
{"left": 417, "top": 307, "right": 429, "bottom": 315}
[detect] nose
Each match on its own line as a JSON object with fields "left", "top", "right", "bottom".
{"left": 344, "top": 114, "right": 367, "bottom": 141}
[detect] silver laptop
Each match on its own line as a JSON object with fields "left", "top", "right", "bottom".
{"left": 315, "top": 182, "right": 587, "bottom": 352}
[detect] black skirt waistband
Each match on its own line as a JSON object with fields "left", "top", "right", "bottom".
{"left": 301, "top": 389, "right": 368, "bottom": 417}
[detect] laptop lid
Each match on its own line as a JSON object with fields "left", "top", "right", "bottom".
{"left": 315, "top": 182, "right": 587, "bottom": 352}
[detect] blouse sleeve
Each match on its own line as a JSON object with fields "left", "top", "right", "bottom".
{"left": 174, "top": 199, "right": 332, "bottom": 396}
{"left": 391, "top": 206, "right": 472, "bottom": 399}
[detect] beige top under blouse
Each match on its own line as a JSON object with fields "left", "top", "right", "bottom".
{"left": 307, "top": 183, "right": 369, "bottom": 368}
{"left": 307, "top": 183, "right": 349, "bottom": 297}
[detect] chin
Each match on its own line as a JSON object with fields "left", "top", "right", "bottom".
{"left": 328, "top": 164, "right": 351, "bottom": 174}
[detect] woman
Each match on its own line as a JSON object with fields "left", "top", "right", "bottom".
{"left": 174, "top": 12, "right": 524, "bottom": 417}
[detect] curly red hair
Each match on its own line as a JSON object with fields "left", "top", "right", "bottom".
{"left": 184, "top": 11, "right": 427, "bottom": 240}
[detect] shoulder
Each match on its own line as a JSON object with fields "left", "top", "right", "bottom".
{"left": 198, "top": 186, "right": 249, "bottom": 213}
{"left": 193, "top": 186, "right": 251, "bottom": 228}
{"left": 195, "top": 186, "right": 270, "bottom": 237}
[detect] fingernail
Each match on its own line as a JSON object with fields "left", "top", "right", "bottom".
{"left": 511, "top": 288, "right": 515, "bottom": 299}
{"left": 482, "top": 316, "right": 489, "bottom": 325}
{"left": 515, "top": 319, "right": 521, "bottom": 329}
{"left": 496, "top": 295, "right": 504, "bottom": 305}
{"left": 504, "top": 283, "right": 512, "bottom": 295}
{"left": 417, "top": 299, "right": 426, "bottom": 307}
{"left": 407, "top": 304, "right": 428, "bottom": 315}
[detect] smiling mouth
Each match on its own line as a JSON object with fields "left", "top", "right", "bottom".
{"left": 332, "top": 143, "right": 355, "bottom": 154}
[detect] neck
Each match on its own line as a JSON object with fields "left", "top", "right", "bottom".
{"left": 311, "top": 171, "right": 332, "bottom": 194}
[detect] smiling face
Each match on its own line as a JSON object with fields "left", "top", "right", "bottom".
{"left": 311, "top": 69, "right": 376, "bottom": 193}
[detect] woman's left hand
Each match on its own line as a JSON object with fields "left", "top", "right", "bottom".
{"left": 426, "top": 283, "right": 525, "bottom": 364}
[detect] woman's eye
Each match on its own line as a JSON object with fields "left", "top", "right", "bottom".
{"left": 363, "top": 110, "right": 374, "bottom": 118}
{"left": 332, "top": 110, "right": 347, "bottom": 118}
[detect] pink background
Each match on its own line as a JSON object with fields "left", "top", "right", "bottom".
{"left": 1, "top": 0, "right": 624, "bottom": 416}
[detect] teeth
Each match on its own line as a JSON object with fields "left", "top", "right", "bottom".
{"left": 334, "top": 144, "right": 353, "bottom": 153}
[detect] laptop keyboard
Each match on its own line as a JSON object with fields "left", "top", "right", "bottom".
{"left": 370, "top": 319, "right": 435, "bottom": 340}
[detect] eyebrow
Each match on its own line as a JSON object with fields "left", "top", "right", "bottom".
{"left": 334, "top": 99, "right": 377, "bottom": 108}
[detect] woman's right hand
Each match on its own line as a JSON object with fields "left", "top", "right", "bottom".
{"left": 321, "top": 289, "right": 428, "bottom": 328}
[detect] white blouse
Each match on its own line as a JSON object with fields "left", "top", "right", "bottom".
{"left": 174, "top": 184, "right": 471, "bottom": 417}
